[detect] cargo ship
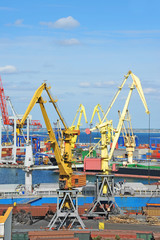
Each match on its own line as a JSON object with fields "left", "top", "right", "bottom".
{"left": 111, "top": 161, "right": 160, "bottom": 179}
{"left": 83, "top": 137, "right": 160, "bottom": 179}
{"left": 84, "top": 158, "right": 160, "bottom": 179}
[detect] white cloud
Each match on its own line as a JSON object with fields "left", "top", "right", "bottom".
{"left": 79, "top": 81, "right": 116, "bottom": 88}
{"left": 0, "top": 65, "right": 17, "bottom": 74}
{"left": 59, "top": 38, "right": 80, "bottom": 46}
{"left": 94, "top": 81, "right": 115, "bottom": 88}
{"left": 143, "top": 88, "right": 157, "bottom": 94}
{"left": 6, "top": 81, "right": 35, "bottom": 91}
{"left": 14, "top": 19, "right": 24, "bottom": 26}
{"left": 6, "top": 19, "right": 24, "bottom": 27}
{"left": 40, "top": 16, "right": 80, "bottom": 30}
{"left": 79, "top": 82, "right": 91, "bottom": 88}
{"left": 54, "top": 16, "right": 80, "bottom": 29}
{"left": 6, "top": 19, "right": 31, "bottom": 28}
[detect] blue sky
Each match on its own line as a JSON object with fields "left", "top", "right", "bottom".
{"left": 0, "top": 0, "right": 160, "bottom": 129}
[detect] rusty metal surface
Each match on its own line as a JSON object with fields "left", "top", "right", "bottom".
{"left": 143, "top": 206, "right": 160, "bottom": 216}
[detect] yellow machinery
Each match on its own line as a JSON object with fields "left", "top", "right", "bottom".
{"left": 87, "top": 104, "right": 114, "bottom": 158}
{"left": 69, "top": 104, "right": 88, "bottom": 150}
{"left": 90, "top": 104, "right": 105, "bottom": 124}
{"left": 53, "top": 119, "right": 65, "bottom": 155}
{"left": 18, "top": 82, "right": 85, "bottom": 190}
{"left": 87, "top": 71, "right": 150, "bottom": 217}
{"left": 118, "top": 109, "right": 136, "bottom": 163}
{"left": 19, "top": 82, "right": 86, "bottom": 229}
{"left": 95, "top": 70, "right": 150, "bottom": 175}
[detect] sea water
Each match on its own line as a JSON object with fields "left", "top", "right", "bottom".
{"left": 0, "top": 132, "right": 160, "bottom": 185}
{"left": 79, "top": 131, "right": 160, "bottom": 145}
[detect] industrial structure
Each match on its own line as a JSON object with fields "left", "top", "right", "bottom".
{"left": 90, "top": 104, "right": 105, "bottom": 125}
{"left": 0, "top": 71, "right": 152, "bottom": 232}
{"left": 87, "top": 70, "right": 150, "bottom": 217}
{"left": 0, "top": 76, "right": 42, "bottom": 164}
{"left": 18, "top": 82, "right": 86, "bottom": 229}
{"left": 118, "top": 109, "right": 136, "bottom": 164}
{"left": 69, "top": 104, "right": 88, "bottom": 151}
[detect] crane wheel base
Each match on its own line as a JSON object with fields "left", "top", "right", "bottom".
{"left": 48, "top": 189, "right": 85, "bottom": 230}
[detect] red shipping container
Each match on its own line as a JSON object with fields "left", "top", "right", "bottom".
{"left": 84, "top": 157, "right": 101, "bottom": 171}
{"left": 16, "top": 152, "right": 25, "bottom": 156}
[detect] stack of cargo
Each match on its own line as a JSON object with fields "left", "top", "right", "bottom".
{"left": 151, "top": 143, "right": 160, "bottom": 150}
{"left": 39, "top": 141, "right": 52, "bottom": 153}
{"left": 1, "top": 148, "right": 12, "bottom": 158}
{"left": 16, "top": 148, "right": 25, "bottom": 156}
{"left": 146, "top": 151, "right": 152, "bottom": 159}
{"left": 151, "top": 149, "right": 160, "bottom": 159}
{"left": 45, "top": 142, "right": 51, "bottom": 152}
{"left": 143, "top": 149, "right": 160, "bottom": 159}
{"left": 136, "top": 148, "right": 154, "bottom": 160}
{"left": 137, "top": 144, "right": 149, "bottom": 149}
{"left": 16, "top": 148, "right": 26, "bottom": 164}
{"left": 40, "top": 140, "right": 46, "bottom": 152}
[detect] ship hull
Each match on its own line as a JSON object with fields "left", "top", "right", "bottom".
{"left": 114, "top": 166, "right": 160, "bottom": 179}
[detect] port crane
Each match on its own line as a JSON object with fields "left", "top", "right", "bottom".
{"left": 86, "top": 104, "right": 114, "bottom": 158}
{"left": 89, "top": 104, "right": 114, "bottom": 171}
{"left": 70, "top": 104, "right": 88, "bottom": 150}
{"left": 90, "top": 104, "right": 105, "bottom": 124}
{"left": 104, "top": 71, "right": 149, "bottom": 167}
{"left": 87, "top": 71, "right": 150, "bottom": 217}
{"left": 118, "top": 109, "right": 136, "bottom": 163}
{"left": 92, "top": 103, "right": 114, "bottom": 147}
{"left": 18, "top": 82, "right": 86, "bottom": 229}
{"left": 92, "top": 71, "right": 149, "bottom": 175}
{"left": 51, "top": 104, "right": 87, "bottom": 157}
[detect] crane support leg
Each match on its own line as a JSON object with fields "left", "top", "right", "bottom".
{"left": 87, "top": 175, "right": 122, "bottom": 218}
{"left": 48, "top": 189, "right": 85, "bottom": 230}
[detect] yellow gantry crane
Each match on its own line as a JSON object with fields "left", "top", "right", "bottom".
{"left": 89, "top": 104, "right": 114, "bottom": 158}
{"left": 97, "top": 71, "right": 149, "bottom": 176}
{"left": 69, "top": 104, "right": 88, "bottom": 150}
{"left": 18, "top": 82, "right": 85, "bottom": 190}
{"left": 87, "top": 71, "right": 150, "bottom": 217}
{"left": 18, "top": 82, "right": 86, "bottom": 229}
